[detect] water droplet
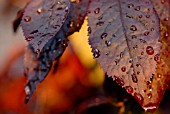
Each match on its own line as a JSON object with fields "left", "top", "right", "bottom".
{"left": 38, "top": 41, "right": 42, "bottom": 45}
{"left": 131, "top": 35, "right": 137, "bottom": 39}
{"left": 115, "top": 59, "right": 119, "bottom": 65}
{"left": 94, "top": 8, "right": 100, "bottom": 14}
{"left": 164, "top": 17, "right": 169, "bottom": 21}
{"left": 88, "top": 27, "right": 92, "bottom": 34}
{"left": 36, "top": 49, "right": 40, "bottom": 54}
{"left": 134, "top": 92, "right": 144, "bottom": 104}
{"left": 101, "top": 33, "right": 108, "bottom": 39}
{"left": 137, "top": 71, "right": 140, "bottom": 75}
{"left": 161, "top": 0, "right": 165, "bottom": 4}
{"left": 92, "top": 49, "right": 100, "bottom": 58}
{"left": 157, "top": 73, "right": 161, "bottom": 78}
{"left": 114, "top": 76, "right": 125, "bottom": 86}
{"left": 136, "top": 62, "right": 140, "bottom": 67}
{"left": 37, "top": 8, "right": 42, "bottom": 14}
{"left": 129, "top": 58, "right": 133, "bottom": 63}
{"left": 143, "top": 103, "right": 157, "bottom": 113}
{"left": 25, "top": 36, "right": 34, "bottom": 41}
{"left": 130, "top": 25, "right": 137, "bottom": 31}
{"left": 154, "top": 54, "right": 160, "bottom": 62}
{"left": 120, "top": 52, "right": 123, "bottom": 58}
{"left": 24, "top": 16, "right": 31, "bottom": 22}
{"left": 135, "top": 6, "right": 140, "bottom": 11}
{"left": 144, "top": 31, "right": 150, "bottom": 36}
{"left": 151, "top": 28, "right": 154, "bottom": 31}
{"left": 105, "top": 40, "right": 111, "bottom": 47}
{"left": 57, "top": 7, "right": 63, "bottom": 10}
{"left": 128, "top": 4, "right": 134, "bottom": 8}
{"left": 125, "top": 86, "right": 133, "bottom": 94}
{"left": 146, "top": 46, "right": 154, "bottom": 55}
{"left": 96, "top": 21, "right": 104, "bottom": 26}
{"left": 25, "top": 86, "right": 31, "bottom": 95}
{"left": 139, "top": 15, "right": 143, "bottom": 18}
{"left": 132, "top": 73, "right": 138, "bottom": 83}
{"left": 121, "top": 66, "right": 126, "bottom": 72}
{"left": 164, "top": 31, "right": 169, "bottom": 38}
{"left": 148, "top": 93, "right": 152, "bottom": 99}
{"left": 146, "top": 15, "right": 150, "bottom": 18}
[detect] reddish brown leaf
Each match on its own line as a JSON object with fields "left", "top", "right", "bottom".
{"left": 88, "top": 0, "right": 162, "bottom": 112}
{"left": 21, "top": 0, "right": 70, "bottom": 53}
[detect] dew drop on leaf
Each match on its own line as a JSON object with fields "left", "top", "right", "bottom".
{"left": 146, "top": 46, "right": 154, "bottom": 55}
{"left": 125, "top": 86, "right": 133, "bottom": 94}
{"left": 132, "top": 74, "right": 138, "bottom": 83}
{"left": 134, "top": 6, "right": 141, "bottom": 11}
{"left": 94, "top": 8, "right": 100, "bottom": 14}
{"left": 101, "top": 33, "right": 108, "bottom": 39}
{"left": 105, "top": 40, "right": 111, "bottom": 47}
{"left": 128, "top": 4, "right": 134, "bottom": 8}
{"left": 88, "top": 27, "right": 91, "bottom": 34}
{"left": 37, "top": 8, "right": 42, "bottom": 14}
{"left": 134, "top": 92, "right": 144, "bottom": 104}
{"left": 92, "top": 49, "right": 100, "bottom": 58}
{"left": 148, "top": 93, "right": 152, "bottom": 99}
{"left": 121, "top": 66, "right": 126, "bottom": 72}
{"left": 24, "top": 16, "right": 31, "bottom": 22}
{"left": 130, "top": 25, "right": 137, "bottom": 31}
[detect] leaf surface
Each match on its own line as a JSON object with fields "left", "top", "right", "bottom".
{"left": 24, "top": 0, "right": 91, "bottom": 102}
{"left": 88, "top": 0, "right": 162, "bottom": 112}
{"left": 21, "top": 0, "right": 70, "bottom": 53}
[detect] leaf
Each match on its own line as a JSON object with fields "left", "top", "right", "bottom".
{"left": 88, "top": 0, "right": 162, "bottom": 112}
{"left": 21, "top": 0, "right": 70, "bottom": 54}
{"left": 24, "top": 0, "right": 91, "bottom": 102}
{"left": 13, "top": 8, "right": 24, "bottom": 32}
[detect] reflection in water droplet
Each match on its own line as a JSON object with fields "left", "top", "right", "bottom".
{"left": 92, "top": 49, "right": 100, "bottom": 58}
{"left": 94, "top": 8, "right": 100, "bottom": 14}
{"left": 24, "top": 16, "right": 31, "bottom": 22}
{"left": 101, "top": 33, "right": 108, "bottom": 39}
{"left": 125, "top": 86, "right": 133, "bottom": 94}
{"left": 134, "top": 92, "right": 144, "bottom": 104}
{"left": 130, "top": 25, "right": 137, "bottom": 31}
{"left": 146, "top": 46, "right": 154, "bottom": 55}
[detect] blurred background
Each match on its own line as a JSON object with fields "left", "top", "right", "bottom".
{"left": 0, "top": 0, "right": 170, "bottom": 114}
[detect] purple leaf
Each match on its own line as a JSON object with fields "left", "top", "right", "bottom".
{"left": 88, "top": 0, "right": 161, "bottom": 112}
{"left": 21, "top": 0, "right": 70, "bottom": 54}
{"left": 23, "top": 0, "right": 91, "bottom": 102}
